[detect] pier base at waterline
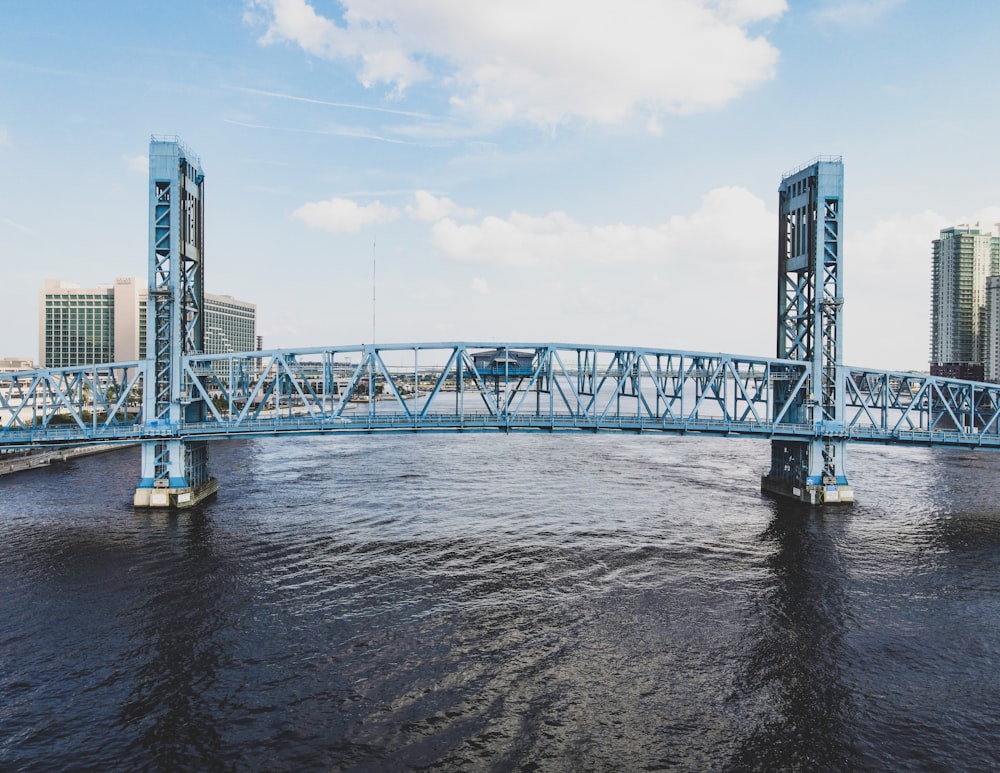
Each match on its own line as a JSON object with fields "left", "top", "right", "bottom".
{"left": 761, "top": 438, "right": 854, "bottom": 505}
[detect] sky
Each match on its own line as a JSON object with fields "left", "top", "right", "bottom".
{"left": 2, "top": 0, "right": 1000, "bottom": 371}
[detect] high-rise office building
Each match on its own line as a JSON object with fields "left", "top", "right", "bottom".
{"left": 38, "top": 277, "right": 145, "bottom": 368}
{"left": 930, "top": 225, "right": 1000, "bottom": 380}
{"left": 986, "top": 276, "right": 1000, "bottom": 383}
{"left": 38, "top": 277, "right": 255, "bottom": 367}
{"left": 204, "top": 294, "right": 257, "bottom": 357}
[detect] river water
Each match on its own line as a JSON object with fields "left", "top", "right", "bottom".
{"left": 1, "top": 434, "right": 998, "bottom": 771}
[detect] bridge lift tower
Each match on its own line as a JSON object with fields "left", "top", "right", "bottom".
{"left": 133, "top": 137, "right": 218, "bottom": 508}
{"left": 762, "top": 157, "right": 854, "bottom": 505}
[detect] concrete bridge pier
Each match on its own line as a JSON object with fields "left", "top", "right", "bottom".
{"left": 134, "top": 438, "right": 217, "bottom": 508}
{"left": 761, "top": 438, "right": 853, "bottom": 505}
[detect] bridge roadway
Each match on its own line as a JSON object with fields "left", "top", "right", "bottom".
{"left": 3, "top": 342, "right": 1000, "bottom": 451}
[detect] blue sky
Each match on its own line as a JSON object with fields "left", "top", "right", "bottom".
{"left": 2, "top": 0, "right": 999, "bottom": 370}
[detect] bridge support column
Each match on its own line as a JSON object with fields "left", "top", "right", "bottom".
{"left": 133, "top": 137, "right": 215, "bottom": 509}
{"left": 761, "top": 438, "right": 853, "bottom": 505}
{"left": 134, "top": 438, "right": 217, "bottom": 508}
{"left": 763, "top": 157, "right": 854, "bottom": 505}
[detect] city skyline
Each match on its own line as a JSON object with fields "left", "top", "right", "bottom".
{"left": 3, "top": 1, "right": 1000, "bottom": 371}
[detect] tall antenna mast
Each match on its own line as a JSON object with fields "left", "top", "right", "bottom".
{"left": 371, "top": 235, "right": 376, "bottom": 345}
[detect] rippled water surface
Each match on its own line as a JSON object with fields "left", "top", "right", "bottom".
{"left": 2, "top": 435, "right": 999, "bottom": 771}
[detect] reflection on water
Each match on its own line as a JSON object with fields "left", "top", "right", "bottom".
{"left": 1, "top": 436, "right": 999, "bottom": 770}
{"left": 729, "top": 503, "right": 854, "bottom": 770}
{"left": 118, "top": 511, "right": 228, "bottom": 767}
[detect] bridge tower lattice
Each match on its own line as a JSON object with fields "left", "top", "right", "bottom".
{"left": 133, "top": 137, "right": 217, "bottom": 508}
{"left": 762, "top": 157, "right": 854, "bottom": 504}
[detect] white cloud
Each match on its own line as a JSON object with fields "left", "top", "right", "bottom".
{"left": 844, "top": 209, "right": 951, "bottom": 370}
{"left": 962, "top": 207, "right": 1000, "bottom": 231}
{"left": 250, "top": 0, "right": 786, "bottom": 127}
{"left": 406, "top": 190, "right": 477, "bottom": 222}
{"left": 282, "top": 187, "right": 989, "bottom": 370}
{"left": 0, "top": 125, "right": 9, "bottom": 145}
{"left": 412, "top": 185, "right": 777, "bottom": 355}
{"left": 250, "top": 0, "right": 429, "bottom": 92}
{"left": 430, "top": 186, "right": 774, "bottom": 268}
{"left": 124, "top": 154, "right": 148, "bottom": 174}
{"left": 292, "top": 197, "right": 400, "bottom": 234}
{"left": 715, "top": 0, "right": 789, "bottom": 25}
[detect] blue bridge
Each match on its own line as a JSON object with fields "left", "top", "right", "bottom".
{"left": 2, "top": 143, "right": 996, "bottom": 506}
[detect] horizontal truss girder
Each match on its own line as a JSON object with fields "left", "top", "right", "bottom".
{"left": 3, "top": 344, "right": 1000, "bottom": 451}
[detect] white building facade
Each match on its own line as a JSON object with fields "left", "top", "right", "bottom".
{"left": 39, "top": 277, "right": 255, "bottom": 367}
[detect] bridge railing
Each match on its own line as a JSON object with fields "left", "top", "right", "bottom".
{"left": 171, "top": 412, "right": 819, "bottom": 440}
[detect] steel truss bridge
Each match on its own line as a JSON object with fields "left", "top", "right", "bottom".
{"left": 3, "top": 343, "right": 1000, "bottom": 449}
{"left": 3, "top": 146, "right": 994, "bottom": 505}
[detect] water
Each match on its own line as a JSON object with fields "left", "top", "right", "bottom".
{"left": 1, "top": 434, "right": 999, "bottom": 771}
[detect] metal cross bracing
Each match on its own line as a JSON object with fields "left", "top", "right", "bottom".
{"left": 0, "top": 362, "right": 144, "bottom": 446}
{"left": 843, "top": 367, "right": 1000, "bottom": 443}
{"left": 7, "top": 344, "right": 1000, "bottom": 451}
{"left": 765, "top": 157, "right": 849, "bottom": 499}
{"left": 176, "top": 344, "right": 812, "bottom": 438}
{"left": 141, "top": 137, "right": 210, "bottom": 495}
